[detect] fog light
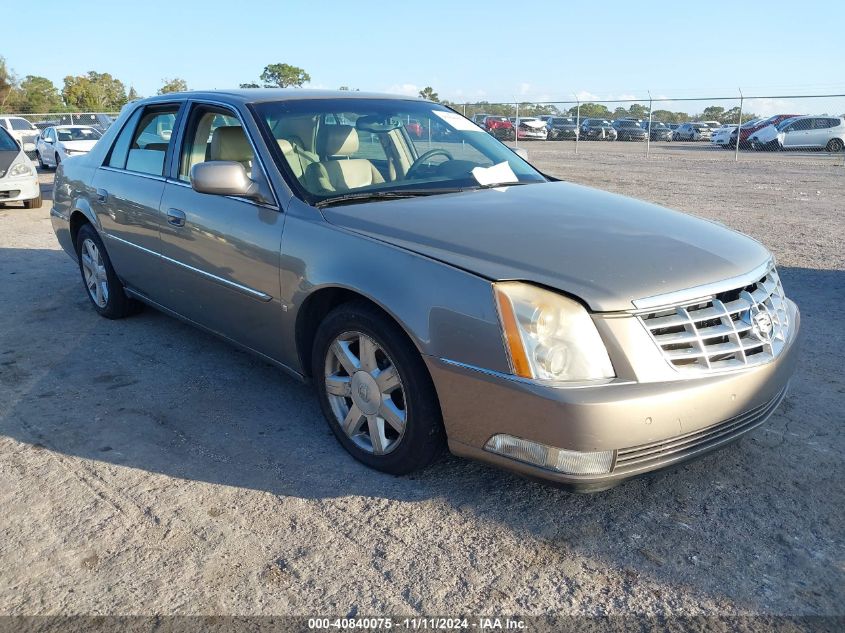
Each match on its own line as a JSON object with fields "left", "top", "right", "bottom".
{"left": 484, "top": 434, "right": 614, "bottom": 475}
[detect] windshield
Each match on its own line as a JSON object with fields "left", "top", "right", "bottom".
{"left": 776, "top": 117, "right": 800, "bottom": 131}
{"left": 57, "top": 127, "right": 102, "bottom": 142}
{"left": 0, "top": 128, "right": 18, "bottom": 151}
{"left": 616, "top": 120, "right": 639, "bottom": 127}
{"left": 253, "top": 99, "right": 546, "bottom": 205}
{"left": 552, "top": 118, "right": 572, "bottom": 125}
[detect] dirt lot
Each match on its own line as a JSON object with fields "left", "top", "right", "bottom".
{"left": 1, "top": 147, "right": 843, "bottom": 622}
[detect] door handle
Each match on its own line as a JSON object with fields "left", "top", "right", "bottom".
{"left": 96, "top": 188, "right": 108, "bottom": 203}
{"left": 167, "top": 208, "right": 186, "bottom": 227}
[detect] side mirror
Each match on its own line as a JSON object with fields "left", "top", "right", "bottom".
{"left": 190, "top": 161, "right": 260, "bottom": 199}
{"left": 512, "top": 147, "right": 529, "bottom": 160}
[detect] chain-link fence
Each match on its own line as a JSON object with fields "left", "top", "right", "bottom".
{"left": 455, "top": 94, "right": 845, "bottom": 165}
{"left": 1, "top": 111, "right": 119, "bottom": 129}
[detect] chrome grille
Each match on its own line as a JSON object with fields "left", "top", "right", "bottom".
{"left": 638, "top": 265, "right": 789, "bottom": 374}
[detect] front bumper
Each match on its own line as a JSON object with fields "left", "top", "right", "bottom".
{"left": 0, "top": 176, "right": 40, "bottom": 203}
{"left": 428, "top": 299, "right": 800, "bottom": 490}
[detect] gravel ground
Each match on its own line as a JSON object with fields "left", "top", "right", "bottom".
{"left": 0, "top": 149, "right": 843, "bottom": 622}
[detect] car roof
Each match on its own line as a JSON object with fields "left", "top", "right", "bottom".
{"left": 137, "top": 88, "right": 431, "bottom": 106}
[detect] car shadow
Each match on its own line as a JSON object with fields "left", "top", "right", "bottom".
{"left": 1, "top": 247, "right": 843, "bottom": 612}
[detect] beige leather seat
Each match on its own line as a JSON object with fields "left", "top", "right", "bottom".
{"left": 209, "top": 126, "right": 254, "bottom": 170}
{"left": 305, "top": 125, "right": 384, "bottom": 193}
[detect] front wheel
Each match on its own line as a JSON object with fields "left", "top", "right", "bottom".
{"left": 36, "top": 151, "right": 46, "bottom": 170}
{"left": 312, "top": 301, "right": 445, "bottom": 475}
{"left": 75, "top": 224, "right": 141, "bottom": 319}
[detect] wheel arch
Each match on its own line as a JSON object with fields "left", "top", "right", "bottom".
{"left": 295, "top": 284, "right": 421, "bottom": 380}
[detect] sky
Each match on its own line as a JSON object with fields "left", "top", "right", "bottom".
{"left": 4, "top": 0, "right": 844, "bottom": 115}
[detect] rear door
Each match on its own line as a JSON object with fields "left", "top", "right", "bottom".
{"left": 156, "top": 101, "right": 287, "bottom": 360}
{"left": 809, "top": 117, "right": 834, "bottom": 148}
{"left": 91, "top": 102, "right": 184, "bottom": 301}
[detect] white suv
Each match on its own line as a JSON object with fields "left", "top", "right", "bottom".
{"left": 0, "top": 116, "right": 39, "bottom": 153}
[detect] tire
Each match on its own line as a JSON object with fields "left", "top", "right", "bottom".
{"left": 23, "top": 194, "right": 42, "bottom": 209}
{"left": 826, "top": 138, "right": 844, "bottom": 152}
{"left": 75, "top": 223, "right": 141, "bottom": 319}
{"left": 312, "top": 300, "right": 445, "bottom": 475}
{"left": 55, "top": 153, "right": 61, "bottom": 166}
{"left": 36, "top": 151, "right": 46, "bottom": 170}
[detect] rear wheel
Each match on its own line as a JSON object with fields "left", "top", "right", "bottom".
{"left": 75, "top": 224, "right": 141, "bottom": 319}
{"left": 826, "top": 138, "right": 844, "bottom": 152}
{"left": 312, "top": 301, "right": 445, "bottom": 475}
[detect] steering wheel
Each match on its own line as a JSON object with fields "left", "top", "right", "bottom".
{"left": 406, "top": 148, "right": 454, "bottom": 178}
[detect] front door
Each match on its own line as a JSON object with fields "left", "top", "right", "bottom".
{"left": 157, "top": 102, "right": 287, "bottom": 361}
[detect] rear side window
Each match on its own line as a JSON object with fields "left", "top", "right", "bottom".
{"left": 107, "top": 105, "right": 180, "bottom": 175}
{"left": 10, "top": 118, "right": 34, "bottom": 131}
{"left": 107, "top": 109, "right": 143, "bottom": 169}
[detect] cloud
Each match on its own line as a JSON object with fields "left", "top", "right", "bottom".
{"left": 385, "top": 83, "right": 420, "bottom": 97}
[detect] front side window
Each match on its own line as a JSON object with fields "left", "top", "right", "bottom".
{"left": 253, "top": 99, "right": 545, "bottom": 204}
{"left": 179, "top": 106, "right": 253, "bottom": 182}
{"left": 788, "top": 119, "right": 812, "bottom": 132}
{"left": 0, "top": 128, "right": 17, "bottom": 151}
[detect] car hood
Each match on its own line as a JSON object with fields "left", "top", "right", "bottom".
{"left": 322, "top": 181, "right": 770, "bottom": 312}
{"left": 750, "top": 124, "right": 779, "bottom": 143}
{"left": 60, "top": 139, "right": 98, "bottom": 151}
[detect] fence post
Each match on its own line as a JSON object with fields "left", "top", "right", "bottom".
{"left": 646, "top": 91, "right": 653, "bottom": 157}
{"left": 574, "top": 95, "right": 581, "bottom": 155}
{"left": 462, "top": 103, "right": 466, "bottom": 117}
{"left": 514, "top": 102, "right": 519, "bottom": 148}
{"left": 734, "top": 88, "right": 743, "bottom": 163}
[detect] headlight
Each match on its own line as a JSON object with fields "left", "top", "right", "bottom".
{"left": 8, "top": 162, "right": 33, "bottom": 177}
{"left": 493, "top": 282, "right": 615, "bottom": 382}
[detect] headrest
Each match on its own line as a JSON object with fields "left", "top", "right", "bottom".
{"left": 277, "top": 139, "right": 294, "bottom": 154}
{"left": 210, "top": 126, "right": 253, "bottom": 162}
{"left": 275, "top": 116, "right": 316, "bottom": 149}
{"left": 322, "top": 125, "right": 359, "bottom": 156}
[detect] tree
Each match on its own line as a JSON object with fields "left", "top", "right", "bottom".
{"left": 16, "top": 76, "right": 63, "bottom": 113}
{"left": 259, "top": 63, "right": 310, "bottom": 88}
{"left": 62, "top": 72, "right": 128, "bottom": 111}
{"left": 418, "top": 86, "right": 439, "bottom": 102}
{"left": 0, "top": 56, "right": 17, "bottom": 112}
{"left": 567, "top": 103, "right": 612, "bottom": 119}
{"left": 239, "top": 82, "right": 261, "bottom": 89}
{"left": 127, "top": 86, "right": 140, "bottom": 101}
{"left": 157, "top": 78, "right": 187, "bottom": 95}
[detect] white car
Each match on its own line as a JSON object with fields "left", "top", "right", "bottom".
{"left": 510, "top": 117, "right": 548, "bottom": 140}
{"left": 749, "top": 115, "right": 845, "bottom": 151}
{"left": 35, "top": 125, "right": 103, "bottom": 169}
{"left": 0, "top": 126, "right": 41, "bottom": 208}
{"left": 710, "top": 124, "right": 737, "bottom": 148}
{"left": 0, "top": 116, "right": 39, "bottom": 153}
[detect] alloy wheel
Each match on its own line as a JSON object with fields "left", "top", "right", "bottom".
{"left": 80, "top": 238, "right": 109, "bottom": 308}
{"left": 324, "top": 331, "right": 407, "bottom": 455}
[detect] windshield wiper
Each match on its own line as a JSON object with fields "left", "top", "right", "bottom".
{"left": 466, "top": 181, "right": 533, "bottom": 190}
{"left": 315, "top": 188, "right": 463, "bottom": 208}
